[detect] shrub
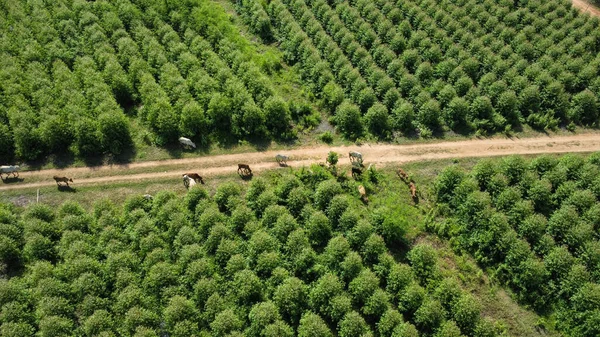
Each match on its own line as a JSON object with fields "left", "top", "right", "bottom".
{"left": 407, "top": 244, "right": 438, "bottom": 285}
{"left": 338, "top": 311, "right": 369, "bottom": 337}
{"left": 319, "top": 131, "right": 334, "bottom": 144}
{"left": 297, "top": 312, "right": 332, "bottom": 337}
{"left": 334, "top": 100, "right": 363, "bottom": 140}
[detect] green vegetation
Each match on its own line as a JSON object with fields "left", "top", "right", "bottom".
{"left": 432, "top": 152, "right": 600, "bottom": 336}
{"left": 0, "top": 0, "right": 319, "bottom": 163}
{"left": 0, "top": 163, "right": 521, "bottom": 337}
{"left": 256, "top": 0, "right": 600, "bottom": 139}
{"left": 3, "top": 0, "right": 600, "bottom": 164}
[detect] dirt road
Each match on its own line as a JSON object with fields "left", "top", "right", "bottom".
{"left": 572, "top": 0, "right": 600, "bottom": 17}
{"left": 2, "top": 133, "right": 600, "bottom": 191}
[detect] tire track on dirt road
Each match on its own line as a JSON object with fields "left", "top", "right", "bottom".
{"left": 2, "top": 133, "right": 600, "bottom": 191}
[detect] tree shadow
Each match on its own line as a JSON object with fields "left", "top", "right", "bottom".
{"left": 164, "top": 141, "right": 211, "bottom": 159}
{"left": 50, "top": 151, "right": 76, "bottom": 169}
{"left": 1, "top": 176, "right": 24, "bottom": 184}
{"left": 107, "top": 143, "right": 138, "bottom": 165}
{"left": 81, "top": 155, "right": 105, "bottom": 168}
{"left": 57, "top": 185, "right": 76, "bottom": 193}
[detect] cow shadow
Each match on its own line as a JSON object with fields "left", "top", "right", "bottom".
{"left": 239, "top": 173, "right": 253, "bottom": 181}
{"left": 57, "top": 185, "right": 76, "bottom": 193}
{"left": 412, "top": 195, "right": 419, "bottom": 205}
{"left": 1, "top": 176, "right": 24, "bottom": 184}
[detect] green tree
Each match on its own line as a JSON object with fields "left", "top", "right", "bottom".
{"left": 210, "top": 309, "right": 243, "bottom": 337}
{"left": 338, "top": 311, "right": 369, "bottom": 337}
{"left": 75, "top": 118, "right": 102, "bottom": 157}
{"left": 417, "top": 99, "right": 441, "bottom": 130}
{"left": 298, "top": 312, "right": 333, "bottom": 337}
{"left": 414, "top": 299, "right": 445, "bottom": 333}
{"left": 248, "top": 301, "right": 281, "bottom": 337}
{"left": 334, "top": 101, "right": 363, "bottom": 140}
{"left": 348, "top": 269, "right": 379, "bottom": 306}
{"left": 364, "top": 103, "right": 391, "bottom": 138}
{"left": 408, "top": 243, "right": 438, "bottom": 285}
{"left": 452, "top": 294, "right": 481, "bottom": 335}
{"left": 309, "top": 272, "right": 344, "bottom": 315}
{"left": 569, "top": 90, "right": 598, "bottom": 126}
{"left": 443, "top": 97, "right": 469, "bottom": 130}
{"left": 264, "top": 96, "right": 292, "bottom": 138}
{"left": 98, "top": 111, "right": 132, "bottom": 155}
{"left": 273, "top": 277, "right": 308, "bottom": 324}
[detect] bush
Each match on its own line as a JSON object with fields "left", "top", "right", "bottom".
{"left": 327, "top": 151, "right": 339, "bottom": 166}
{"left": 407, "top": 244, "right": 438, "bottom": 285}
{"left": 338, "top": 311, "right": 369, "bottom": 337}
{"left": 319, "top": 131, "right": 334, "bottom": 144}
{"left": 569, "top": 90, "right": 598, "bottom": 126}
{"left": 264, "top": 96, "right": 292, "bottom": 138}
{"left": 417, "top": 99, "right": 441, "bottom": 130}
{"left": 364, "top": 103, "right": 391, "bottom": 138}
{"left": 334, "top": 101, "right": 363, "bottom": 140}
{"left": 98, "top": 111, "right": 132, "bottom": 155}
{"left": 298, "top": 312, "right": 333, "bottom": 337}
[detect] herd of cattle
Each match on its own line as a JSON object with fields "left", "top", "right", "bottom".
{"left": 3, "top": 150, "right": 417, "bottom": 203}
{"left": 180, "top": 151, "right": 417, "bottom": 204}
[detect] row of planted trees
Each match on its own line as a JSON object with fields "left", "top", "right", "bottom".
{"left": 1, "top": 166, "right": 500, "bottom": 337}
{"left": 239, "top": 0, "right": 600, "bottom": 140}
{"left": 433, "top": 152, "right": 600, "bottom": 336}
{"left": 0, "top": 0, "right": 313, "bottom": 162}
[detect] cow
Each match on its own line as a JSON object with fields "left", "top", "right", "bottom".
{"left": 238, "top": 163, "right": 252, "bottom": 176}
{"left": 179, "top": 137, "right": 196, "bottom": 149}
{"left": 54, "top": 176, "right": 73, "bottom": 186}
{"left": 397, "top": 168, "right": 409, "bottom": 182}
{"left": 183, "top": 174, "right": 197, "bottom": 189}
{"left": 409, "top": 181, "right": 419, "bottom": 204}
{"left": 275, "top": 154, "right": 289, "bottom": 166}
{"left": 0, "top": 165, "right": 20, "bottom": 179}
{"left": 349, "top": 151, "right": 363, "bottom": 164}
{"left": 182, "top": 173, "right": 205, "bottom": 184}
{"left": 358, "top": 185, "right": 368, "bottom": 204}
{"left": 351, "top": 166, "right": 362, "bottom": 179}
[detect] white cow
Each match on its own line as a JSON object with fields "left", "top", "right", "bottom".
{"left": 179, "top": 137, "right": 196, "bottom": 149}
{"left": 349, "top": 151, "right": 363, "bottom": 164}
{"left": 0, "top": 165, "right": 20, "bottom": 179}
{"left": 183, "top": 174, "right": 197, "bottom": 189}
{"left": 275, "top": 154, "right": 289, "bottom": 166}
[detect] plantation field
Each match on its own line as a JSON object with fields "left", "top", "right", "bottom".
{"left": 1, "top": 0, "right": 600, "bottom": 165}
{"left": 432, "top": 152, "right": 600, "bottom": 336}
{"left": 2, "top": 0, "right": 600, "bottom": 336}
{"left": 1, "top": 157, "right": 567, "bottom": 337}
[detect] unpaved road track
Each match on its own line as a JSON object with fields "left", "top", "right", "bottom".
{"left": 2, "top": 133, "right": 600, "bottom": 191}
{"left": 572, "top": 0, "right": 600, "bottom": 17}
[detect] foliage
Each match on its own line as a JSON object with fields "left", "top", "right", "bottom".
{"left": 435, "top": 152, "right": 600, "bottom": 335}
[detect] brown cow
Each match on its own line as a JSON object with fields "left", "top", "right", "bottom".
{"left": 358, "top": 185, "right": 368, "bottom": 204}
{"left": 409, "top": 181, "right": 417, "bottom": 198}
{"left": 397, "top": 168, "right": 409, "bottom": 182}
{"left": 54, "top": 176, "right": 73, "bottom": 186}
{"left": 182, "top": 173, "right": 205, "bottom": 184}
{"left": 238, "top": 163, "right": 252, "bottom": 176}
